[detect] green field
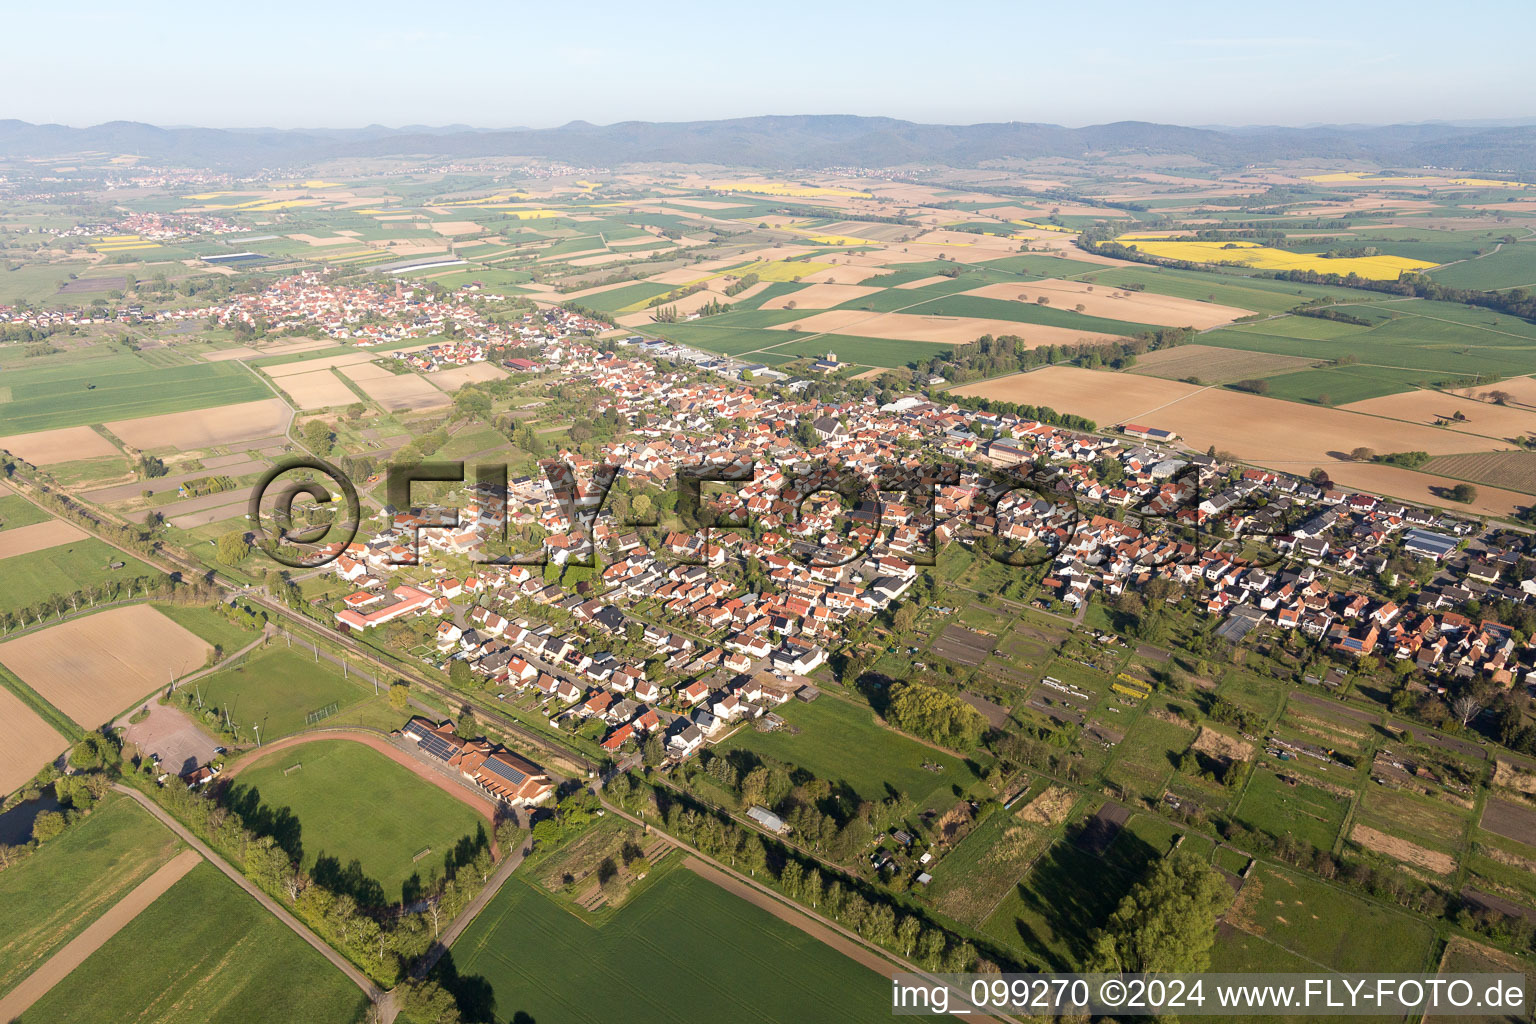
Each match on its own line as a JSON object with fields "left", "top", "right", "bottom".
{"left": 981, "top": 824, "right": 1162, "bottom": 969}
{"left": 1078, "top": 266, "right": 1369, "bottom": 314}
{"left": 923, "top": 807, "right": 1051, "bottom": 928}
{"left": 19, "top": 861, "right": 369, "bottom": 1024}
{"left": 0, "top": 351, "right": 269, "bottom": 434}
{"left": 231, "top": 738, "right": 487, "bottom": 902}
{"left": 452, "top": 866, "right": 925, "bottom": 1024}
{"left": 1234, "top": 770, "right": 1349, "bottom": 851}
{"left": 0, "top": 494, "right": 50, "bottom": 532}
{"left": 1225, "top": 863, "right": 1436, "bottom": 973}
{"left": 1103, "top": 715, "right": 1193, "bottom": 794}
{"left": 1428, "top": 241, "right": 1536, "bottom": 290}
{"left": 188, "top": 646, "right": 369, "bottom": 740}
{"left": 1255, "top": 364, "right": 1444, "bottom": 405}
{"left": 151, "top": 602, "right": 265, "bottom": 653}
{"left": 0, "top": 538, "right": 158, "bottom": 615}
{"left": 0, "top": 795, "right": 182, "bottom": 998}
{"left": 1204, "top": 298, "right": 1536, "bottom": 380}
{"left": 716, "top": 695, "right": 982, "bottom": 812}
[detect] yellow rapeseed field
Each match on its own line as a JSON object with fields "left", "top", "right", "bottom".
{"left": 735, "top": 259, "right": 836, "bottom": 282}
{"left": 1112, "top": 237, "right": 1435, "bottom": 280}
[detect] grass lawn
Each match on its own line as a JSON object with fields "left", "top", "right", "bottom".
{"left": 715, "top": 695, "right": 982, "bottom": 812}
{"left": 1103, "top": 715, "right": 1194, "bottom": 794}
{"left": 193, "top": 646, "right": 372, "bottom": 741}
{"left": 452, "top": 865, "right": 929, "bottom": 1024}
{"left": 0, "top": 795, "right": 182, "bottom": 998}
{"left": 151, "top": 601, "right": 264, "bottom": 653}
{"left": 1234, "top": 770, "right": 1349, "bottom": 851}
{"left": 231, "top": 738, "right": 487, "bottom": 903}
{"left": 0, "top": 539, "right": 158, "bottom": 616}
{"left": 20, "top": 861, "right": 369, "bottom": 1024}
{"left": 1226, "top": 862, "right": 1435, "bottom": 973}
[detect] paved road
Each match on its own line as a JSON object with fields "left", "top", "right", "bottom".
{"left": 112, "top": 784, "right": 382, "bottom": 1003}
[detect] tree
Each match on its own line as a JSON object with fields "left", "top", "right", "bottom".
{"left": 31, "top": 811, "right": 66, "bottom": 842}
{"left": 448, "top": 659, "right": 475, "bottom": 691}
{"left": 1451, "top": 482, "right": 1478, "bottom": 504}
{"left": 301, "top": 419, "right": 333, "bottom": 456}
{"left": 388, "top": 682, "right": 410, "bottom": 709}
{"left": 1088, "top": 850, "right": 1229, "bottom": 973}
{"left": 1350, "top": 447, "right": 1376, "bottom": 461}
{"left": 216, "top": 531, "right": 250, "bottom": 566}
{"left": 400, "top": 979, "right": 462, "bottom": 1024}
{"left": 1451, "top": 693, "right": 1484, "bottom": 728}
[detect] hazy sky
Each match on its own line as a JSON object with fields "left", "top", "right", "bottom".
{"left": 11, "top": 1, "right": 1533, "bottom": 129}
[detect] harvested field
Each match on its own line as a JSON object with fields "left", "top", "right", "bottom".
{"left": 0, "top": 520, "right": 87, "bottom": 559}
{"left": 277, "top": 370, "right": 356, "bottom": 410}
{"left": 1129, "top": 344, "right": 1320, "bottom": 383}
{"left": 0, "top": 605, "right": 212, "bottom": 727}
{"left": 0, "top": 426, "right": 118, "bottom": 466}
{"left": 1421, "top": 451, "right": 1536, "bottom": 496}
{"left": 771, "top": 310, "right": 1126, "bottom": 346}
{"left": 0, "top": 685, "right": 68, "bottom": 796}
{"left": 1017, "top": 785, "right": 1075, "bottom": 827}
{"left": 1349, "top": 823, "right": 1456, "bottom": 875}
{"left": 430, "top": 362, "right": 508, "bottom": 389}
{"left": 951, "top": 366, "right": 1526, "bottom": 512}
{"left": 106, "top": 398, "right": 291, "bottom": 450}
{"left": 353, "top": 373, "right": 447, "bottom": 412}
{"left": 264, "top": 353, "right": 374, "bottom": 377}
{"left": 758, "top": 283, "right": 882, "bottom": 310}
{"left": 1342, "top": 389, "right": 1536, "bottom": 442}
{"left": 961, "top": 279, "right": 1252, "bottom": 328}
{"left": 1451, "top": 374, "right": 1536, "bottom": 409}
{"left": 892, "top": 274, "right": 952, "bottom": 290}
{"left": 1481, "top": 797, "right": 1536, "bottom": 847}
{"left": 798, "top": 264, "right": 885, "bottom": 284}
{"left": 338, "top": 361, "right": 394, "bottom": 381}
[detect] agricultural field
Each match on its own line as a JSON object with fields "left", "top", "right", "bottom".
{"left": 0, "top": 605, "right": 212, "bottom": 727}
{"left": 17, "top": 861, "right": 369, "bottom": 1024}
{"left": 1113, "top": 237, "right": 1437, "bottom": 279}
{"left": 452, "top": 866, "right": 918, "bottom": 1024}
{"left": 192, "top": 645, "right": 373, "bottom": 741}
{"left": 0, "top": 351, "right": 269, "bottom": 434}
{"left": 1128, "top": 344, "right": 1319, "bottom": 384}
{"left": 0, "top": 795, "right": 183, "bottom": 998}
{"left": 1422, "top": 451, "right": 1536, "bottom": 495}
{"left": 715, "top": 695, "right": 984, "bottom": 813}
{"left": 0, "top": 536, "right": 156, "bottom": 616}
{"left": 228, "top": 738, "right": 490, "bottom": 902}
{"left": 0, "top": 684, "right": 69, "bottom": 796}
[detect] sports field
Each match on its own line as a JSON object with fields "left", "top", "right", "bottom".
{"left": 452, "top": 866, "right": 914, "bottom": 1024}
{"left": 18, "top": 861, "right": 369, "bottom": 1024}
{"left": 231, "top": 739, "right": 488, "bottom": 901}
{"left": 192, "top": 645, "right": 372, "bottom": 740}
{"left": 0, "top": 795, "right": 183, "bottom": 999}
{"left": 715, "top": 695, "right": 983, "bottom": 812}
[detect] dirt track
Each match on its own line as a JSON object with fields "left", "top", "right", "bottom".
{"left": 0, "top": 849, "right": 201, "bottom": 1021}
{"left": 225, "top": 730, "right": 502, "bottom": 855}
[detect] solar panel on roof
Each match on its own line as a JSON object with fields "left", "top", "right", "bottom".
{"left": 417, "top": 733, "right": 456, "bottom": 761}
{"left": 482, "top": 757, "right": 528, "bottom": 787}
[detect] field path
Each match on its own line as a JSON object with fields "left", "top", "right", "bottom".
{"left": 111, "top": 783, "right": 382, "bottom": 1001}
{"left": 223, "top": 729, "right": 503, "bottom": 852}
{"left": 0, "top": 849, "right": 202, "bottom": 1021}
